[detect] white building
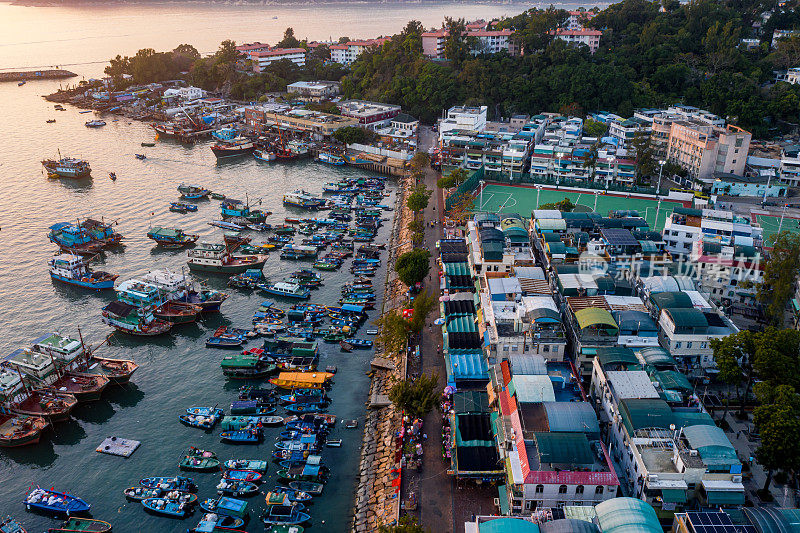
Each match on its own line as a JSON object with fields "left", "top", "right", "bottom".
{"left": 780, "top": 144, "right": 800, "bottom": 186}
{"left": 329, "top": 38, "right": 388, "bottom": 66}
{"left": 162, "top": 86, "right": 205, "bottom": 101}
{"left": 438, "top": 105, "right": 488, "bottom": 138}
{"left": 553, "top": 29, "right": 602, "bottom": 54}
{"left": 250, "top": 48, "right": 306, "bottom": 72}
{"left": 661, "top": 208, "right": 762, "bottom": 257}
{"left": 286, "top": 81, "right": 340, "bottom": 100}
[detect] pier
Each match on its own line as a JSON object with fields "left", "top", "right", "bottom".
{"left": 1, "top": 69, "right": 76, "bottom": 82}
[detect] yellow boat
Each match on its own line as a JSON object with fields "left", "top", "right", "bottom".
{"left": 269, "top": 371, "right": 334, "bottom": 389}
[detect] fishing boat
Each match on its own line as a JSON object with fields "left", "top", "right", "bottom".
{"left": 108, "top": 172, "right": 116, "bottom": 181}
{"left": 223, "top": 459, "right": 268, "bottom": 472}
{"left": 284, "top": 402, "right": 326, "bottom": 414}
{"left": 84, "top": 120, "right": 106, "bottom": 128}
{"left": 211, "top": 139, "right": 255, "bottom": 159}
{"left": 269, "top": 526, "right": 305, "bottom": 533}
{"left": 208, "top": 220, "right": 243, "bottom": 231}
{"left": 24, "top": 488, "right": 90, "bottom": 516}
{"left": 287, "top": 481, "right": 324, "bottom": 495}
{"left": 180, "top": 454, "right": 221, "bottom": 472}
{"left": 48, "top": 254, "right": 117, "bottom": 290}
{"left": 269, "top": 372, "right": 333, "bottom": 390}
{"left": 48, "top": 223, "right": 105, "bottom": 255}
{"left": 253, "top": 149, "right": 276, "bottom": 162}
{"left": 260, "top": 504, "right": 310, "bottom": 526}
{"left": 47, "top": 517, "right": 112, "bottom": 532}
{"left": 220, "top": 353, "right": 276, "bottom": 380}
{"left": 220, "top": 199, "right": 268, "bottom": 223}
{"left": 326, "top": 439, "right": 342, "bottom": 447}
{"left": 222, "top": 469, "right": 262, "bottom": 483}
{"left": 187, "top": 243, "right": 267, "bottom": 274}
{"left": 170, "top": 202, "right": 197, "bottom": 213}
{"left": 178, "top": 184, "right": 211, "bottom": 199}
{"left": 101, "top": 301, "right": 172, "bottom": 336}
{"left": 271, "top": 486, "right": 313, "bottom": 503}
{"left": 49, "top": 372, "right": 109, "bottom": 402}
{"left": 316, "top": 152, "right": 345, "bottom": 166}
{"left": 140, "top": 476, "right": 197, "bottom": 492}
{"left": 278, "top": 389, "right": 326, "bottom": 404}
{"left": 221, "top": 415, "right": 281, "bottom": 430}
{"left": 135, "top": 154, "right": 146, "bottom": 160}
{"left": 0, "top": 517, "right": 25, "bottom": 533}
{"left": 141, "top": 497, "right": 191, "bottom": 518}
{"left": 0, "top": 414, "right": 49, "bottom": 447}
{"left": 215, "top": 479, "right": 259, "bottom": 497}
{"left": 283, "top": 190, "right": 327, "bottom": 210}
{"left": 206, "top": 336, "right": 244, "bottom": 349}
{"left": 219, "top": 429, "right": 261, "bottom": 444}
{"left": 228, "top": 269, "right": 263, "bottom": 289}
{"left": 80, "top": 356, "right": 138, "bottom": 385}
{"left": 12, "top": 390, "right": 77, "bottom": 423}
{"left": 141, "top": 142, "right": 156, "bottom": 147}
{"left": 180, "top": 411, "right": 223, "bottom": 430}
{"left": 348, "top": 338, "right": 373, "bottom": 348}
{"left": 260, "top": 282, "right": 310, "bottom": 300}
{"left": 339, "top": 341, "right": 352, "bottom": 352}
{"left": 198, "top": 496, "right": 248, "bottom": 518}
{"left": 42, "top": 156, "right": 91, "bottom": 178}
{"left": 188, "top": 513, "right": 246, "bottom": 532}
{"left": 147, "top": 227, "right": 199, "bottom": 248}
{"left": 123, "top": 486, "right": 164, "bottom": 501}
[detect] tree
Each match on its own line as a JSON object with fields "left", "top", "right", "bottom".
{"left": 376, "top": 311, "right": 411, "bottom": 355}
{"left": 437, "top": 168, "right": 468, "bottom": 189}
{"left": 407, "top": 184, "right": 432, "bottom": 215}
{"left": 753, "top": 384, "right": 800, "bottom": 493}
{"left": 630, "top": 131, "right": 656, "bottom": 179}
{"left": 702, "top": 20, "right": 740, "bottom": 74}
{"left": 277, "top": 27, "right": 301, "bottom": 49}
{"left": 583, "top": 118, "right": 608, "bottom": 138}
{"left": 757, "top": 231, "right": 800, "bottom": 326}
{"left": 443, "top": 17, "right": 470, "bottom": 68}
{"left": 332, "top": 126, "right": 370, "bottom": 145}
{"left": 539, "top": 198, "right": 575, "bottom": 212}
{"left": 711, "top": 330, "right": 759, "bottom": 417}
{"left": 389, "top": 373, "right": 440, "bottom": 418}
{"left": 395, "top": 249, "right": 431, "bottom": 287}
{"left": 410, "top": 152, "right": 430, "bottom": 173}
{"left": 409, "top": 290, "right": 438, "bottom": 334}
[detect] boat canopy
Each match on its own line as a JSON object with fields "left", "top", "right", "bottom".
{"left": 103, "top": 301, "right": 137, "bottom": 317}
{"left": 341, "top": 304, "right": 365, "bottom": 313}
{"left": 49, "top": 222, "right": 72, "bottom": 231}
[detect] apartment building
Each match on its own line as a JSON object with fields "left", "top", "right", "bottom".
{"left": 250, "top": 48, "right": 306, "bottom": 71}
{"left": 689, "top": 238, "right": 764, "bottom": 309}
{"left": 422, "top": 24, "right": 517, "bottom": 59}
{"left": 780, "top": 144, "right": 800, "bottom": 186}
{"left": 286, "top": 80, "right": 340, "bottom": 100}
{"left": 666, "top": 121, "right": 751, "bottom": 182}
{"left": 337, "top": 100, "right": 401, "bottom": 129}
{"left": 661, "top": 207, "right": 762, "bottom": 257}
{"left": 655, "top": 302, "right": 738, "bottom": 369}
{"left": 438, "top": 105, "right": 488, "bottom": 137}
{"left": 566, "top": 10, "right": 597, "bottom": 30}
{"left": 235, "top": 42, "right": 271, "bottom": 59}
{"left": 329, "top": 38, "right": 389, "bottom": 65}
{"left": 552, "top": 29, "right": 603, "bottom": 53}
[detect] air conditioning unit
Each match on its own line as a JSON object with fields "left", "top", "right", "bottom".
{"left": 689, "top": 450, "right": 699, "bottom": 457}
{"left": 648, "top": 474, "right": 659, "bottom": 482}
{"left": 732, "top": 475, "right": 742, "bottom": 483}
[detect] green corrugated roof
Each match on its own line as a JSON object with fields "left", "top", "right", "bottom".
{"left": 478, "top": 518, "right": 540, "bottom": 533}
{"left": 673, "top": 411, "right": 715, "bottom": 428}
{"left": 619, "top": 398, "right": 674, "bottom": 433}
{"left": 652, "top": 370, "right": 693, "bottom": 392}
{"left": 666, "top": 308, "right": 708, "bottom": 328}
{"left": 684, "top": 425, "right": 734, "bottom": 450}
{"left": 596, "top": 346, "right": 638, "bottom": 367}
{"left": 706, "top": 490, "right": 745, "bottom": 506}
{"left": 649, "top": 292, "right": 693, "bottom": 310}
{"left": 454, "top": 390, "right": 490, "bottom": 413}
{"left": 534, "top": 432, "right": 593, "bottom": 465}
{"left": 444, "top": 262, "right": 469, "bottom": 276}
{"left": 595, "top": 497, "right": 661, "bottom": 533}
{"left": 547, "top": 242, "right": 567, "bottom": 254}
{"left": 637, "top": 347, "right": 676, "bottom": 367}
{"left": 575, "top": 308, "right": 618, "bottom": 331}
{"left": 661, "top": 488, "right": 687, "bottom": 503}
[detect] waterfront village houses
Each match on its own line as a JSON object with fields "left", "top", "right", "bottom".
{"left": 244, "top": 105, "right": 358, "bottom": 139}
{"left": 329, "top": 38, "right": 389, "bottom": 65}
{"left": 337, "top": 100, "right": 402, "bottom": 130}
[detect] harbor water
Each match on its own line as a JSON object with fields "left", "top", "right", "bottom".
{"left": 0, "top": 78, "right": 396, "bottom": 532}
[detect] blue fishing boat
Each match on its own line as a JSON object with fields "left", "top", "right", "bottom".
{"left": 0, "top": 516, "right": 26, "bottom": 533}
{"left": 206, "top": 337, "right": 244, "bottom": 349}
{"left": 272, "top": 486, "right": 313, "bottom": 502}
{"left": 284, "top": 403, "right": 327, "bottom": 415}
{"left": 222, "top": 469, "right": 262, "bottom": 483}
{"left": 147, "top": 227, "right": 199, "bottom": 248}
{"left": 140, "top": 477, "right": 196, "bottom": 492}
{"left": 220, "top": 198, "right": 268, "bottom": 223}
{"left": 24, "top": 488, "right": 90, "bottom": 516}
{"left": 223, "top": 459, "right": 268, "bottom": 472}
{"left": 220, "top": 429, "right": 261, "bottom": 444}
{"left": 198, "top": 496, "right": 248, "bottom": 517}
{"left": 260, "top": 282, "right": 310, "bottom": 300}
{"left": 278, "top": 389, "right": 326, "bottom": 404}
{"left": 48, "top": 254, "right": 118, "bottom": 290}
{"left": 348, "top": 339, "right": 373, "bottom": 348}
{"left": 178, "top": 184, "right": 211, "bottom": 200}
{"left": 215, "top": 479, "right": 259, "bottom": 497}
{"left": 272, "top": 449, "right": 307, "bottom": 464}
{"left": 141, "top": 497, "right": 191, "bottom": 518}
{"left": 316, "top": 152, "right": 345, "bottom": 166}
{"left": 260, "top": 504, "right": 310, "bottom": 526}
{"left": 188, "top": 513, "right": 246, "bottom": 532}
{"left": 170, "top": 202, "right": 197, "bottom": 213}
{"left": 179, "top": 407, "right": 223, "bottom": 430}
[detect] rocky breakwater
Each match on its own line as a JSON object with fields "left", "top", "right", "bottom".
{"left": 352, "top": 175, "right": 415, "bottom": 532}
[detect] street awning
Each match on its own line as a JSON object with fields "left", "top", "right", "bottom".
{"left": 705, "top": 490, "right": 745, "bottom": 505}
{"left": 498, "top": 485, "right": 510, "bottom": 515}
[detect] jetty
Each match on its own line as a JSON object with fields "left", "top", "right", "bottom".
{"left": 0, "top": 69, "right": 76, "bottom": 82}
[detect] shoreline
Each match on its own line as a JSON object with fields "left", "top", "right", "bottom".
{"left": 351, "top": 172, "right": 415, "bottom": 531}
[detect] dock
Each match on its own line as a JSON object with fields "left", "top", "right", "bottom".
{"left": 0, "top": 70, "right": 77, "bottom": 83}
{"left": 96, "top": 436, "right": 140, "bottom": 457}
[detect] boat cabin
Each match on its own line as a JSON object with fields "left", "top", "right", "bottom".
{"left": 32, "top": 333, "right": 85, "bottom": 364}
{"left": 116, "top": 279, "right": 163, "bottom": 307}
{"left": 5, "top": 348, "right": 55, "bottom": 379}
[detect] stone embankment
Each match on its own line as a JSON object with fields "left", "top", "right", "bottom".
{"left": 352, "top": 174, "right": 415, "bottom": 532}
{"left": 1, "top": 69, "right": 76, "bottom": 82}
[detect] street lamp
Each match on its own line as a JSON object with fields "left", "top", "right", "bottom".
{"left": 607, "top": 156, "right": 616, "bottom": 190}
{"left": 657, "top": 160, "right": 666, "bottom": 196}
{"left": 535, "top": 185, "right": 543, "bottom": 209}
{"left": 593, "top": 191, "right": 601, "bottom": 212}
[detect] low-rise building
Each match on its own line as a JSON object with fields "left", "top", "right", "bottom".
{"left": 285, "top": 80, "right": 340, "bottom": 100}
{"left": 438, "top": 105, "right": 488, "bottom": 137}
{"left": 250, "top": 48, "right": 306, "bottom": 71}
{"left": 337, "top": 100, "right": 401, "bottom": 129}
{"left": 422, "top": 24, "right": 517, "bottom": 59}
{"left": 236, "top": 42, "right": 271, "bottom": 59}
{"left": 243, "top": 105, "right": 358, "bottom": 137}
{"left": 780, "top": 144, "right": 800, "bottom": 186}
{"left": 553, "top": 29, "right": 603, "bottom": 53}
{"left": 689, "top": 238, "right": 764, "bottom": 310}
{"left": 704, "top": 172, "right": 787, "bottom": 198}
{"left": 329, "top": 38, "right": 389, "bottom": 65}
{"left": 661, "top": 207, "right": 763, "bottom": 257}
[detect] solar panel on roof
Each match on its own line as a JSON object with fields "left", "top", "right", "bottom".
{"left": 601, "top": 228, "right": 638, "bottom": 246}
{"left": 686, "top": 511, "right": 757, "bottom": 533}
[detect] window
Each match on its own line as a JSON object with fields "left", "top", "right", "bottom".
{"left": 575, "top": 485, "right": 584, "bottom": 494}
{"left": 543, "top": 345, "right": 550, "bottom": 353}
{"left": 700, "top": 342, "right": 707, "bottom": 349}
{"left": 535, "top": 485, "right": 544, "bottom": 494}
{"left": 595, "top": 486, "right": 604, "bottom": 494}
{"left": 559, "top": 485, "right": 568, "bottom": 494}
{"left": 686, "top": 342, "right": 692, "bottom": 349}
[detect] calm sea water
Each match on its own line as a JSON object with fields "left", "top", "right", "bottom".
{"left": 0, "top": 76, "right": 399, "bottom": 532}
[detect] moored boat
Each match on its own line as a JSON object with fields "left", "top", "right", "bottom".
{"left": 187, "top": 513, "right": 246, "bottom": 532}
{"left": 187, "top": 243, "right": 267, "bottom": 274}
{"left": 178, "top": 184, "right": 211, "bottom": 199}
{"left": 253, "top": 149, "right": 276, "bottom": 162}
{"left": 49, "top": 372, "right": 109, "bottom": 402}
{"left": 42, "top": 157, "right": 91, "bottom": 178}
{"left": 260, "top": 282, "right": 310, "bottom": 300}
{"left": 260, "top": 504, "right": 310, "bottom": 526}
{"left": 80, "top": 356, "right": 138, "bottom": 384}
{"left": 24, "top": 488, "right": 90, "bottom": 516}
{"left": 220, "top": 429, "right": 261, "bottom": 444}
{"left": 12, "top": 390, "right": 77, "bottom": 423}
{"left": 101, "top": 301, "right": 172, "bottom": 336}
{"left": 147, "top": 227, "right": 199, "bottom": 248}
{"left": 0, "top": 516, "right": 26, "bottom": 533}
{"left": 141, "top": 497, "right": 191, "bottom": 518}
{"left": 222, "top": 469, "right": 262, "bottom": 483}
{"left": 48, "top": 254, "right": 117, "bottom": 290}
{"left": 223, "top": 459, "right": 268, "bottom": 472}
{"left": 198, "top": 496, "right": 248, "bottom": 517}
{"left": 139, "top": 476, "right": 197, "bottom": 492}
{"left": 215, "top": 480, "right": 259, "bottom": 497}
{"left": 0, "top": 414, "right": 49, "bottom": 447}
{"left": 212, "top": 139, "right": 255, "bottom": 159}
{"left": 179, "top": 452, "right": 221, "bottom": 472}
{"left": 287, "top": 481, "right": 324, "bottom": 495}
{"left": 47, "top": 517, "right": 112, "bottom": 532}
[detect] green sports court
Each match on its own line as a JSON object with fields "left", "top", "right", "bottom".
{"left": 474, "top": 183, "right": 686, "bottom": 231}
{"left": 752, "top": 211, "right": 800, "bottom": 246}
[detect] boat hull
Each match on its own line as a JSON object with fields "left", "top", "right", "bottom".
{"left": 187, "top": 258, "right": 267, "bottom": 274}
{"left": 49, "top": 272, "right": 115, "bottom": 290}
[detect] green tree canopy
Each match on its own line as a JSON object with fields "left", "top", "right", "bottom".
{"left": 332, "top": 126, "right": 371, "bottom": 145}
{"left": 395, "top": 249, "right": 431, "bottom": 287}
{"left": 437, "top": 168, "right": 468, "bottom": 189}
{"left": 753, "top": 384, "right": 800, "bottom": 491}
{"left": 409, "top": 290, "right": 438, "bottom": 334}
{"left": 758, "top": 231, "right": 800, "bottom": 326}
{"left": 277, "top": 27, "right": 301, "bottom": 49}
{"left": 389, "top": 373, "right": 439, "bottom": 418}
{"left": 539, "top": 198, "right": 575, "bottom": 212}
{"left": 407, "top": 184, "right": 432, "bottom": 214}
